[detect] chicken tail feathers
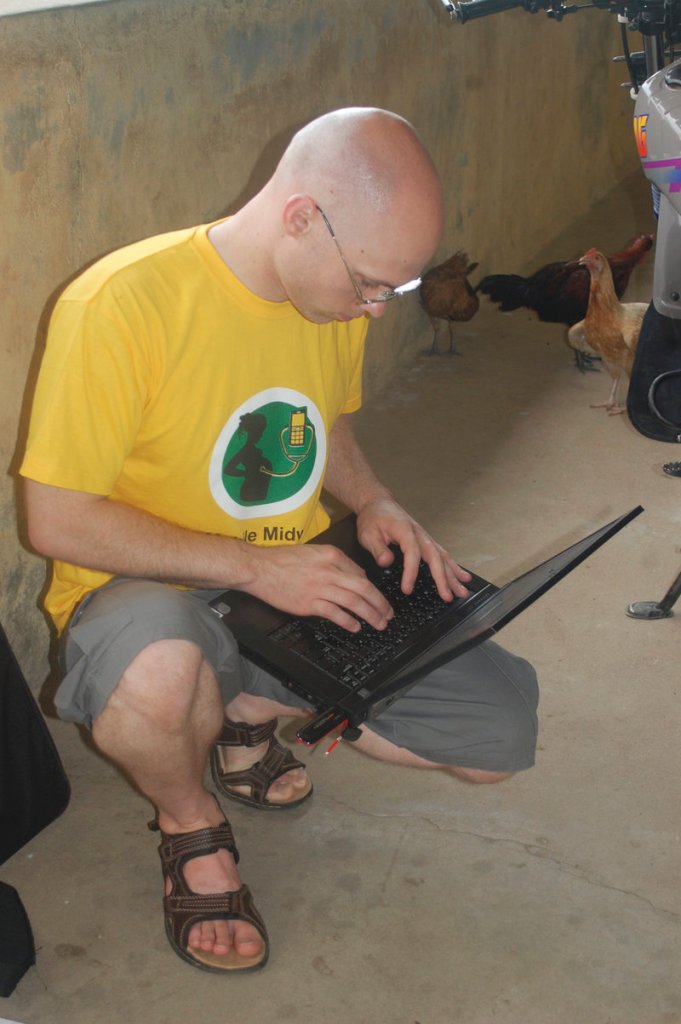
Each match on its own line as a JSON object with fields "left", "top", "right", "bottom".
{"left": 477, "top": 274, "right": 529, "bottom": 311}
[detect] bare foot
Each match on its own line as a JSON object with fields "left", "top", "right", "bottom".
{"left": 159, "top": 805, "right": 265, "bottom": 962}
{"left": 178, "top": 848, "right": 263, "bottom": 958}
{"left": 216, "top": 735, "right": 311, "bottom": 805}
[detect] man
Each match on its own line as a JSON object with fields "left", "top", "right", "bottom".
{"left": 20, "top": 107, "right": 538, "bottom": 973}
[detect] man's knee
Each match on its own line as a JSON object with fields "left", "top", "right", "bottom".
{"left": 363, "top": 642, "right": 539, "bottom": 778}
{"left": 102, "top": 638, "right": 217, "bottom": 727}
{"left": 58, "top": 579, "right": 242, "bottom": 729}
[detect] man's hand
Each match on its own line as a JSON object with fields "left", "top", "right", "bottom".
{"left": 244, "top": 542, "right": 394, "bottom": 634}
{"left": 356, "top": 497, "right": 472, "bottom": 602}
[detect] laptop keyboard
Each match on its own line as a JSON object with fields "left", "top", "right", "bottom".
{"left": 266, "top": 558, "right": 454, "bottom": 689}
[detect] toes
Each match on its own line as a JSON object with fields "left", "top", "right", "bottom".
{"left": 271, "top": 767, "right": 307, "bottom": 791}
{"left": 234, "top": 932, "right": 265, "bottom": 958}
{"left": 188, "top": 918, "right": 263, "bottom": 958}
{"left": 266, "top": 767, "right": 310, "bottom": 803}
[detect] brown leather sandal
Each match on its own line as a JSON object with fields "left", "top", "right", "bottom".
{"left": 210, "top": 717, "right": 313, "bottom": 810}
{"left": 151, "top": 818, "right": 269, "bottom": 973}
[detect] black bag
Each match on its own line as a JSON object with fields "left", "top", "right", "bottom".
{"left": 627, "top": 302, "right": 681, "bottom": 442}
{"left": 0, "top": 622, "right": 70, "bottom": 995}
{"left": 0, "top": 882, "right": 35, "bottom": 997}
{"left": 0, "top": 620, "right": 70, "bottom": 864}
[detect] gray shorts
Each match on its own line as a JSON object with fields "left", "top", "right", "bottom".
{"left": 56, "top": 578, "right": 539, "bottom": 772}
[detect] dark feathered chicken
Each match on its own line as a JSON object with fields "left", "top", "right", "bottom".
{"left": 478, "top": 235, "right": 653, "bottom": 370}
{"left": 419, "top": 251, "right": 479, "bottom": 355}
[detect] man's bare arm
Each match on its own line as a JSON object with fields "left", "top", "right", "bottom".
{"left": 24, "top": 479, "right": 251, "bottom": 588}
{"left": 23, "top": 478, "right": 392, "bottom": 631}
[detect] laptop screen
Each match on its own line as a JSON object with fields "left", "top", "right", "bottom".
{"left": 383, "top": 505, "right": 644, "bottom": 690}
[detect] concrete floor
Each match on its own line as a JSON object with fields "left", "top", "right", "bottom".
{"left": 3, "top": 176, "right": 680, "bottom": 1024}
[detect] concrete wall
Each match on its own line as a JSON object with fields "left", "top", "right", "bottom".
{"left": 1, "top": 0, "right": 640, "bottom": 685}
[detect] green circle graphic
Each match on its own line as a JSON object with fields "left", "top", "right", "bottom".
{"left": 221, "top": 401, "right": 317, "bottom": 507}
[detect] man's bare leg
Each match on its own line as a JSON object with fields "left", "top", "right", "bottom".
{"left": 91, "top": 638, "right": 265, "bottom": 961}
{"left": 351, "top": 726, "right": 513, "bottom": 784}
{"left": 226, "top": 694, "right": 512, "bottom": 786}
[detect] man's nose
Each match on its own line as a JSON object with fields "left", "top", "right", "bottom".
{"left": 364, "top": 302, "right": 388, "bottom": 319}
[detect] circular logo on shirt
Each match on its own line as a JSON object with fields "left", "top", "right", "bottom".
{"left": 208, "top": 388, "right": 327, "bottom": 518}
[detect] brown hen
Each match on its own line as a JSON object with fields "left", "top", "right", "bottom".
{"left": 567, "top": 248, "right": 649, "bottom": 415}
{"left": 419, "top": 251, "right": 479, "bottom": 355}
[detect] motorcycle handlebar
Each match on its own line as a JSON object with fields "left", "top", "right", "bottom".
{"left": 442, "top": 0, "right": 530, "bottom": 23}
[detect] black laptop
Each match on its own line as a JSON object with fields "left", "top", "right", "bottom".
{"left": 209, "top": 506, "right": 643, "bottom": 745}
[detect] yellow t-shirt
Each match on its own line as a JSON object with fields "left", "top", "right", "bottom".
{"left": 21, "top": 222, "right": 367, "bottom": 633}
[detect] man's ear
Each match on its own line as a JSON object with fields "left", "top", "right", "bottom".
{"left": 281, "top": 194, "right": 316, "bottom": 238}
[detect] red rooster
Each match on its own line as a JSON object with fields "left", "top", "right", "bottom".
{"left": 478, "top": 235, "right": 653, "bottom": 370}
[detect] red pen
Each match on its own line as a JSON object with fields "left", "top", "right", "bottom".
{"left": 325, "top": 720, "right": 349, "bottom": 756}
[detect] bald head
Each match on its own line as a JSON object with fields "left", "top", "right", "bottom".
{"left": 273, "top": 107, "right": 442, "bottom": 229}
{"left": 213, "top": 108, "right": 443, "bottom": 313}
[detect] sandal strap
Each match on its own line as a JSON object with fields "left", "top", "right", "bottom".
{"left": 158, "top": 822, "right": 240, "bottom": 898}
{"left": 216, "top": 741, "right": 306, "bottom": 804}
{"left": 165, "top": 884, "right": 257, "bottom": 918}
{"left": 216, "top": 717, "right": 278, "bottom": 748}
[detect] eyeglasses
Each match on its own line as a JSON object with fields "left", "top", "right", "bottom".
{"left": 315, "top": 204, "right": 421, "bottom": 305}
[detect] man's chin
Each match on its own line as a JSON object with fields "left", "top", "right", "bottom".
{"left": 291, "top": 299, "right": 363, "bottom": 324}
{"left": 301, "top": 309, "right": 356, "bottom": 325}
